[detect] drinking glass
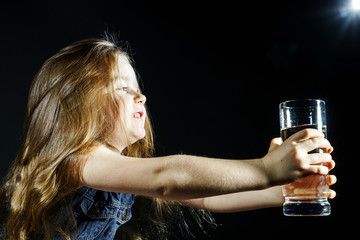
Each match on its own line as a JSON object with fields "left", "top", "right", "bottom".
{"left": 279, "top": 99, "right": 330, "bottom": 216}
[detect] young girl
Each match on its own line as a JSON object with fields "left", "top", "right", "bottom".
{"left": 0, "top": 38, "right": 336, "bottom": 240}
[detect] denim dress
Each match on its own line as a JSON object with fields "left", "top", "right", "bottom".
{"left": 70, "top": 187, "right": 135, "bottom": 240}
{"left": 0, "top": 187, "right": 134, "bottom": 240}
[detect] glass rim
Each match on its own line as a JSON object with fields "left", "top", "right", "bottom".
{"left": 280, "top": 99, "right": 325, "bottom": 108}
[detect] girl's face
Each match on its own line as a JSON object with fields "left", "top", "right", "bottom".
{"left": 110, "top": 56, "right": 147, "bottom": 150}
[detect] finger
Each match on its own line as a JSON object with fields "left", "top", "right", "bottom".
{"left": 327, "top": 146, "right": 334, "bottom": 154}
{"left": 271, "top": 137, "right": 283, "bottom": 146}
{"left": 323, "top": 160, "right": 336, "bottom": 171}
{"left": 298, "top": 138, "right": 332, "bottom": 153}
{"left": 288, "top": 128, "right": 324, "bottom": 142}
{"left": 327, "top": 175, "right": 337, "bottom": 185}
{"left": 328, "top": 189, "right": 336, "bottom": 199}
{"left": 307, "top": 153, "right": 334, "bottom": 166}
{"left": 268, "top": 137, "right": 283, "bottom": 152}
{"left": 305, "top": 165, "right": 329, "bottom": 175}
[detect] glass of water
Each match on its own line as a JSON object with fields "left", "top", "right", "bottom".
{"left": 279, "top": 99, "right": 330, "bottom": 216}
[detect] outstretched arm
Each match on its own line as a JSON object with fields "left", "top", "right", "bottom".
{"left": 178, "top": 136, "right": 337, "bottom": 213}
{"left": 80, "top": 129, "right": 334, "bottom": 201}
{"left": 179, "top": 175, "right": 337, "bottom": 213}
{"left": 180, "top": 186, "right": 284, "bottom": 213}
{"left": 81, "top": 147, "right": 270, "bottom": 200}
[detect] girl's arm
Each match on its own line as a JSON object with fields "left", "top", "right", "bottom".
{"left": 179, "top": 136, "right": 335, "bottom": 214}
{"left": 81, "top": 148, "right": 270, "bottom": 200}
{"left": 80, "top": 129, "right": 333, "bottom": 201}
{"left": 179, "top": 174, "right": 337, "bottom": 213}
{"left": 180, "top": 186, "right": 284, "bottom": 213}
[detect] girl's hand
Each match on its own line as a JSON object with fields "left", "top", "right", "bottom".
{"left": 261, "top": 129, "right": 335, "bottom": 186}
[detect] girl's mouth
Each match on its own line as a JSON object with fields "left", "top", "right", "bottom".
{"left": 131, "top": 111, "right": 144, "bottom": 119}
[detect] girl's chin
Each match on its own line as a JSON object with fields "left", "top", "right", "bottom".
{"left": 129, "top": 132, "right": 146, "bottom": 143}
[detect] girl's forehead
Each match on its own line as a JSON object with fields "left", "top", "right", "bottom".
{"left": 115, "top": 56, "right": 138, "bottom": 86}
{"left": 118, "top": 57, "right": 135, "bottom": 77}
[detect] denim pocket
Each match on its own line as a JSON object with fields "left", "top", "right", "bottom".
{"left": 74, "top": 200, "right": 119, "bottom": 239}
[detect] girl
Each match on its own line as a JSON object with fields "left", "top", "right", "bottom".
{"left": 0, "top": 38, "right": 336, "bottom": 240}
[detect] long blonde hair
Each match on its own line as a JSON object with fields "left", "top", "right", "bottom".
{"left": 0, "top": 38, "right": 215, "bottom": 240}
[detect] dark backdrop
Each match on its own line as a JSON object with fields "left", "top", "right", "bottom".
{"left": 0, "top": 0, "right": 356, "bottom": 238}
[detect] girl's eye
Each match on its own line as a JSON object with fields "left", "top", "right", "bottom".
{"left": 122, "top": 87, "right": 129, "bottom": 92}
{"left": 116, "top": 87, "right": 129, "bottom": 92}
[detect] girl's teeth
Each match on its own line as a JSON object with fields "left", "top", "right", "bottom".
{"left": 132, "top": 113, "right": 140, "bottom": 118}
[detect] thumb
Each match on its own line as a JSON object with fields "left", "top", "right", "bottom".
{"left": 268, "top": 137, "right": 283, "bottom": 152}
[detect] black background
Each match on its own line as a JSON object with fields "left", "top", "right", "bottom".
{"left": 0, "top": 0, "right": 357, "bottom": 239}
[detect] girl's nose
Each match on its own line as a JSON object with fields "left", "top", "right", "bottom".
{"left": 135, "top": 93, "right": 146, "bottom": 104}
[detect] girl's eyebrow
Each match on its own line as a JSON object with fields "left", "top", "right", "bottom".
{"left": 114, "top": 77, "right": 129, "bottom": 86}
{"left": 113, "top": 74, "right": 130, "bottom": 81}
{"left": 116, "top": 78, "right": 140, "bottom": 90}
{"left": 120, "top": 76, "right": 139, "bottom": 86}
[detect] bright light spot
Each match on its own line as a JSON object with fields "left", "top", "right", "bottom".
{"left": 352, "top": 0, "right": 360, "bottom": 10}
{"left": 339, "top": 0, "right": 360, "bottom": 19}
